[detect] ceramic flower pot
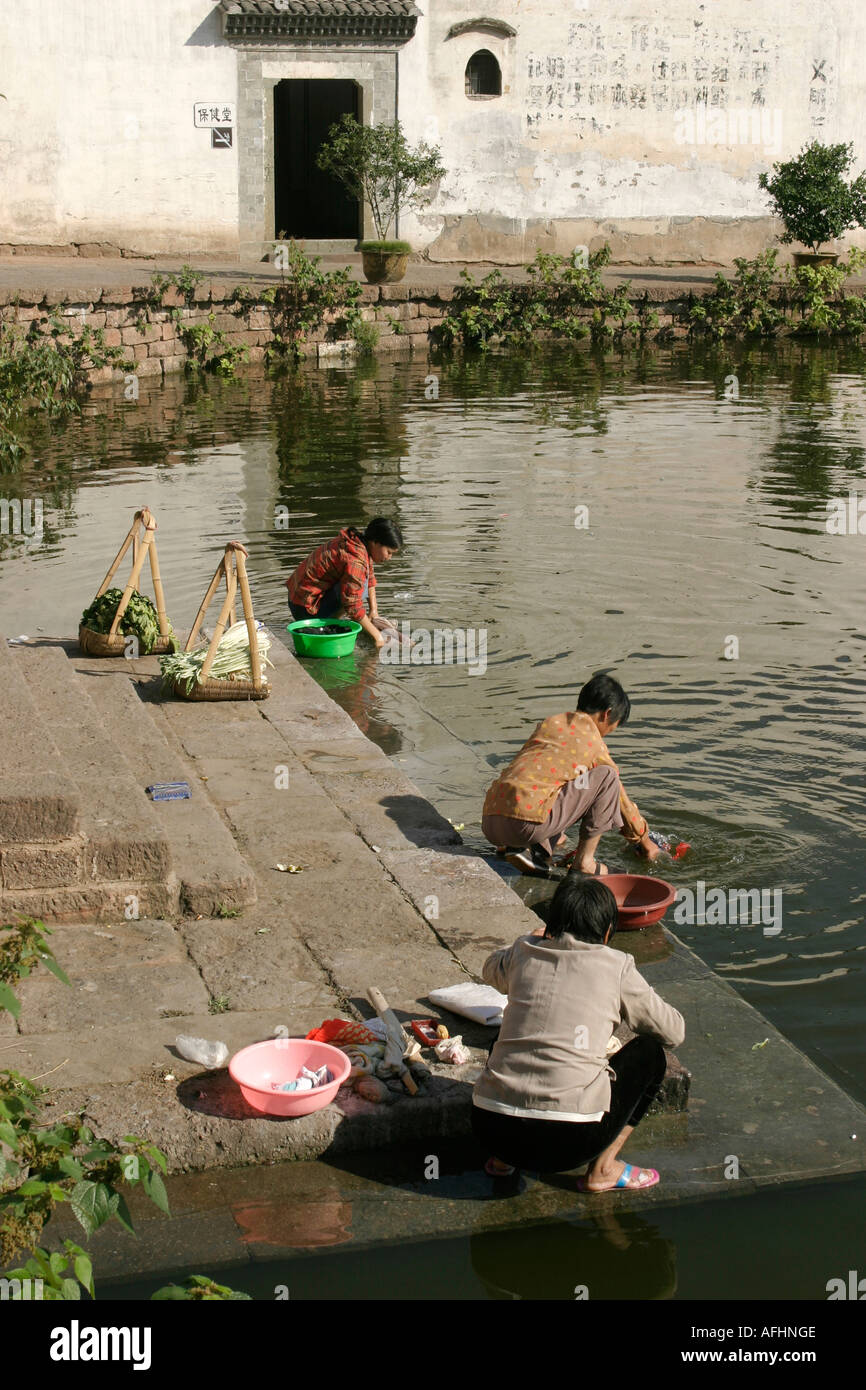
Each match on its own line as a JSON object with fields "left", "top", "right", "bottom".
{"left": 360, "top": 244, "right": 410, "bottom": 284}
{"left": 792, "top": 251, "right": 839, "bottom": 268}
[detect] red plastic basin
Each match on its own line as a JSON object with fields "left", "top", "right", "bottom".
{"left": 228, "top": 1038, "right": 351, "bottom": 1117}
{"left": 603, "top": 874, "right": 677, "bottom": 931}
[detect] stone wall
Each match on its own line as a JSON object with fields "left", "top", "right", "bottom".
{"left": 0, "top": 278, "right": 698, "bottom": 384}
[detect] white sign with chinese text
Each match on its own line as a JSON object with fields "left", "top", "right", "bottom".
{"left": 194, "top": 103, "right": 235, "bottom": 128}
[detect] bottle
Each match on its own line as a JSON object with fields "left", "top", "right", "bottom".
{"left": 175, "top": 1035, "right": 229, "bottom": 1069}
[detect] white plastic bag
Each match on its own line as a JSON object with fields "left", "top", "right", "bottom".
{"left": 175, "top": 1035, "right": 229, "bottom": 1069}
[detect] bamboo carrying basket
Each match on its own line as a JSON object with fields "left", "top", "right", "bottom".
{"left": 79, "top": 506, "right": 175, "bottom": 656}
{"left": 170, "top": 541, "right": 269, "bottom": 701}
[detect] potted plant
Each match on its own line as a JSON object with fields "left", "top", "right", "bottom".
{"left": 759, "top": 140, "right": 866, "bottom": 267}
{"left": 317, "top": 115, "right": 446, "bottom": 284}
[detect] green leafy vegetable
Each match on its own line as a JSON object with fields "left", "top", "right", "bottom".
{"left": 80, "top": 587, "right": 177, "bottom": 654}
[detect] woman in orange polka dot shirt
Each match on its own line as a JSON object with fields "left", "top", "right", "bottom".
{"left": 481, "top": 674, "right": 662, "bottom": 876}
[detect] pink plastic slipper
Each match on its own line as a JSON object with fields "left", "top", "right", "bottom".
{"left": 576, "top": 1163, "right": 659, "bottom": 1192}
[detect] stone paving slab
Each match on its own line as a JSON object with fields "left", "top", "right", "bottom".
{"left": 12, "top": 921, "right": 210, "bottom": 1034}
{"left": 4, "top": 1008, "right": 341, "bottom": 1089}
{"left": 0, "top": 640, "right": 80, "bottom": 842}
{"left": 177, "top": 911, "right": 340, "bottom": 1016}
{"left": 66, "top": 651, "right": 259, "bottom": 915}
{"left": 47, "top": 1099, "right": 866, "bottom": 1287}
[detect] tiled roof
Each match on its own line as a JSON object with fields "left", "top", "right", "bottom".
{"left": 219, "top": 1, "right": 421, "bottom": 42}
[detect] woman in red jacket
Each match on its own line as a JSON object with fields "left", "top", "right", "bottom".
{"left": 286, "top": 517, "right": 402, "bottom": 649}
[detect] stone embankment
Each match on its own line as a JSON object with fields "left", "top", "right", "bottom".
{"left": 0, "top": 256, "right": 718, "bottom": 384}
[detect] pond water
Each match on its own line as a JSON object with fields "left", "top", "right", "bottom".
{"left": 100, "top": 1171, "right": 866, "bottom": 1302}
{"left": 2, "top": 342, "right": 864, "bottom": 1111}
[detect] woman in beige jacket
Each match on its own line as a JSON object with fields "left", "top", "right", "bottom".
{"left": 472, "top": 876, "right": 685, "bottom": 1190}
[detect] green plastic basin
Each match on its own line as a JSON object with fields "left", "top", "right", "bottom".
{"left": 287, "top": 618, "right": 362, "bottom": 658}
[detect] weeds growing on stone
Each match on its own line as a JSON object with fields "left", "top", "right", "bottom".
{"left": 687, "top": 247, "right": 866, "bottom": 339}
{"left": 438, "top": 245, "right": 658, "bottom": 350}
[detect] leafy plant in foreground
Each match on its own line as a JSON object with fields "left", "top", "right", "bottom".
{"left": 0, "top": 920, "right": 247, "bottom": 1300}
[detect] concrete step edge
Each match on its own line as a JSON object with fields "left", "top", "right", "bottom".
{"left": 0, "top": 874, "right": 181, "bottom": 925}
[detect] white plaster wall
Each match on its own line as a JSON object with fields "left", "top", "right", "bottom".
{"left": 400, "top": 0, "right": 866, "bottom": 249}
{"left": 2, "top": 0, "right": 866, "bottom": 256}
{"left": 0, "top": 0, "right": 239, "bottom": 251}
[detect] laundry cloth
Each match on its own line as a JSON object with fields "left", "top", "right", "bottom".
{"left": 428, "top": 982, "right": 508, "bottom": 1027}
{"left": 272, "top": 1064, "right": 334, "bottom": 1093}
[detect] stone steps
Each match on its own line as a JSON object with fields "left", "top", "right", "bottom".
{"left": 1, "top": 640, "right": 256, "bottom": 921}
{"left": 63, "top": 648, "right": 257, "bottom": 916}
{"left": 0, "top": 639, "right": 81, "bottom": 843}
{"left": 0, "top": 878, "right": 179, "bottom": 925}
{"left": 5, "top": 639, "right": 173, "bottom": 900}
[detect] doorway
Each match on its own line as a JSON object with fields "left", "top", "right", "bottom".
{"left": 273, "top": 79, "right": 361, "bottom": 240}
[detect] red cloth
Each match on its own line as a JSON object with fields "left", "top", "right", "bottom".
{"left": 306, "top": 1019, "right": 380, "bottom": 1046}
{"left": 286, "top": 527, "right": 376, "bottom": 622}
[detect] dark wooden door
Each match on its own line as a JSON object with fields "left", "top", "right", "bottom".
{"left": 274, "top": 79, "right": 360, "bottom": 239}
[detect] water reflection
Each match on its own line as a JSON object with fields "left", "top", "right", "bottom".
{"left": 470, "top": 1210, "right": 677, "bottom": 1301}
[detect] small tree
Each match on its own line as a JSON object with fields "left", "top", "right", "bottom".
{"left": 759, "top": 141, "right": 866, "bottom": 253}
{"left": 317, "top": 115, "right": 445, "bottom": 245}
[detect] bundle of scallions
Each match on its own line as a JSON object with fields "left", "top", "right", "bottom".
{"left": 159, "top": 621, "right": 274, "bottom": 694}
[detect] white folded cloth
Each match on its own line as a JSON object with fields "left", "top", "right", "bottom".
{"left": 428, "top": 982, "right": 508, "bottom": 1027}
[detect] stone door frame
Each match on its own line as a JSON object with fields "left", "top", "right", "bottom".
{"left": 236, "top": 48, "right": 398, "bottom": 259}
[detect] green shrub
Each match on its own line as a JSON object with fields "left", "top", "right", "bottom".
{"left": 759, "top": 141, "right": 866, "bottom": 252}
{"left": 439, "top": 245, "right": 657, "bottom": 349}
{"left": 687, "top": 246, "right": 866, "bottom": 339}
{"left": 352, "top": 318, "right": 380, "bottom": 355}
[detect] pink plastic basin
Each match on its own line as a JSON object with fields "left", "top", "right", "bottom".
{"left": 603, "top": 874, "right": 677, "bottom": 931}
{"left": 228, "top": 1038, "right": 351, "bottom": 1117}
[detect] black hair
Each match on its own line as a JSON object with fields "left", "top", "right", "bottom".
{"left": 577, "top": 672, "right": 630, "bottom": 727}
{"left": 363, "top": 517, "right": 403, "bottom": 550}
{"left": 544, "top": 875, "right": 618, "bottom": 944}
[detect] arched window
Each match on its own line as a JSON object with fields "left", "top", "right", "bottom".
{"left": 465, "top": 49, "right": 502, "bottom": 98}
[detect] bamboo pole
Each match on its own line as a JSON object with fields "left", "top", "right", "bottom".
{"left": 198, "top": 557, "right": 237, "bottom": 682}
{"left": 234, "top": 546, "right": 262, "bottom": 691}
{"left": 108, "top": 508, "right": 157, "bottom": 639}
{"left": 185, "top": 558, "right": 225, "bottom": 652}
{"left": 95, "top": 513, "right": 139, "bottom": 598}
{"left": 147, "top": 529, "right": 170, "bottom": 639}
